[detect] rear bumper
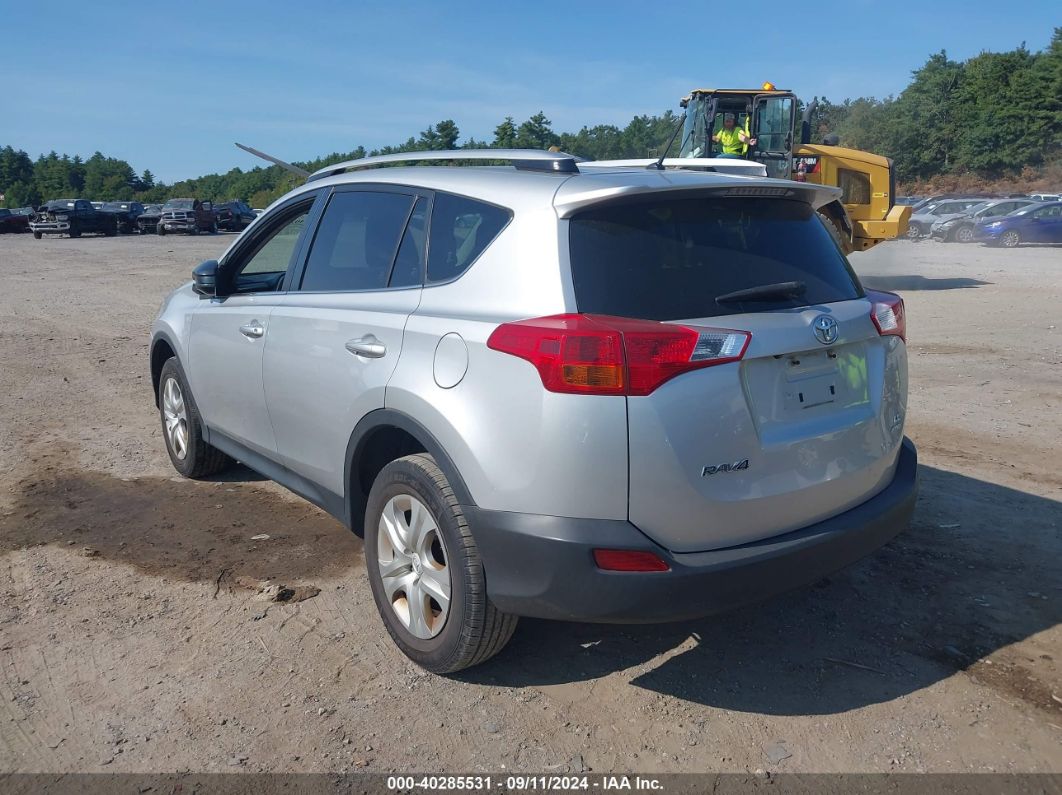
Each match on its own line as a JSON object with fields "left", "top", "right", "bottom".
{"left": 471, "top": 438, "right": 917, "bottom": 623}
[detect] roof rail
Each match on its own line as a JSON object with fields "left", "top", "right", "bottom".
{"left": 306, "top": 149, "right": 580, "bottom": 182}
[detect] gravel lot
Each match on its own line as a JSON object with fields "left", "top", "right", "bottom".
{"left": 0, "top": 231, "right": 1059, "bottom": 774}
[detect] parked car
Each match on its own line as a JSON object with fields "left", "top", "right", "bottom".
{"left": 1029, "top": 193, "right": 1060, "bottom": 202}
{"left": 0, "top": 207, "right": 31, "bottom": 233}
{"left": 213, "top": 200, "right": 256, "bottom": 232}
{"left": 137, "top": 204, "right": 164, "bottom": 234}
{"left": 974, "top": 200, "right": 1062, "bottom": 247}
{"left": 99, "top": 201, "right": 145, "bottom": 234}
{"left": 906, "top": 198, "right": 985, "bottom": 238}
{"left": 895, "top": 196, "right": 922, "bottom": 206}
{"left": 30, "top": 199, "right": 118, "bottom": 238}
{"left": 150, "top": 150, "right": 916, "bottom": 673}
{"left": 158, "top": 198, "right": 217, "bottom": 235}
{"left": 930, "top": 198, "right": 1036, "bottom": 242}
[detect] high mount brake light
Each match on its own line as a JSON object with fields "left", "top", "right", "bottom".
{"left": 487, "top": 314, "right": 751, "bottom": 396}
{"left": 866, "top": 290, "right": 906, "bottom": 341}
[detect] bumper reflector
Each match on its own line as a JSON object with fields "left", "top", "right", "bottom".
{"left": 593, "top": 549, "right": 670, "bottom": 572}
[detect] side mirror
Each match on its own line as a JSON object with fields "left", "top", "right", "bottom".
{"left": 192, "top": 260, "right": 219, "bottom": 298}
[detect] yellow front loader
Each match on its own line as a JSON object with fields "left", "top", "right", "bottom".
{"left": 677, "top": 87, "right": 910, "bottom": 252}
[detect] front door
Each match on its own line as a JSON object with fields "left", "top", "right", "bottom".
{"left": 1028, "top": 204, "right": 1062, "bottom": 242}
{"left": 264, "top": 186, "right": 427, "bottom": 497}
{"left": 752, "top": 93, "right": 795, "bottom": 179}
{"left": 186, "top": 198, "right": 317, "bottom": 456}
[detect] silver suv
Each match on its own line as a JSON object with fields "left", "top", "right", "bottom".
{"left": 151, "top": 150, "right": 917, "bottom": 673}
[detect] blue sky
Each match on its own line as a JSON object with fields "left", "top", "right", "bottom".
{"left": 3, "top": 1, "right": 1057, "bottom": 182}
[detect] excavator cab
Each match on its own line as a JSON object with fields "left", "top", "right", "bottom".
{"left": 678, "top": 85, "right": 910, "bottom": 252}
{"left": 680, "top": 88, "right": 796, "bottom": 179}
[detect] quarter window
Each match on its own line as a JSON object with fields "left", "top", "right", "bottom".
{"left": 426, "top": 193, "right": 511, "bottom": 284}
{"left": 301, "top": 191, "right": 415, "bottom": 292}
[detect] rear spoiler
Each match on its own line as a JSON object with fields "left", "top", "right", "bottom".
{"left": 554, "top": 179, "right": 842, "bottom": 217}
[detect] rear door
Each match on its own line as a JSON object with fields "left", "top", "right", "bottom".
{"left": 262, "top": 185, "right": 426, "bottom": 497}
{"left": 567, "top": 195, "right": 907, "bottom": 553}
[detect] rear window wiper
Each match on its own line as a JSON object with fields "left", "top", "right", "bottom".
{"left": 716, "top": 281, "right": 807, "bottom": 304}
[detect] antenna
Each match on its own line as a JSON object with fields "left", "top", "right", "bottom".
{"left": 235, "top": 143, "right": 311, "bottom": 179}
{"left": 649, "top": 113, "right": 687, "bottom": 170}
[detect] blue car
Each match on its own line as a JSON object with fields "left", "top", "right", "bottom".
{"left": 975, "top": 201, "right": 1062, "bottom": 247}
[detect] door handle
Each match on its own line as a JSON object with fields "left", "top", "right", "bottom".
{"left": 345, "top": 335, "right": 387, "bottom": 359}
{"left": 239, "top": 320, "right": 265, "bottom": 339}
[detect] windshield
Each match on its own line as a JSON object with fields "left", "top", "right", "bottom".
{"left": 144, "top": 205, "right": 162, "bottom": 213}
{"left": 163, "top": 199, "right": 194, "bottom": 210}
{"left": 102, "top": 202, "right": 130, "bottom": 211}
{"left": 568, "top": 197, "right": 861, "bottom": 321}
{"left": 46, "top": 200, "right": 76, "bottom": 209}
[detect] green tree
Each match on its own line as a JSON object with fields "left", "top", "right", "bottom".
{"left": 515, "top": 112, "right": 559, "bottom": 149}
{"left": 493, "top": 117, "right": 517, "bottom": 148}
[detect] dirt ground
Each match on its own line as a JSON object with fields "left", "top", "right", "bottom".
{"left": 0, "top": 231, "right": 1059, "bottom": 775}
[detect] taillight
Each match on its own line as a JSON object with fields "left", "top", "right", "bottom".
{"left": 866, "top": 290, "right": 906, "bottom": 341}
{"left": 487, "top": 314, "right": 750, "bottom": 396}
{"left": 593, "top": 548, "right": 670, "bottom": 572}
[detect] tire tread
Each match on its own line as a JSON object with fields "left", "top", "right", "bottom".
{"left": 369, "top": 454, "right": 517, "bottom": 673}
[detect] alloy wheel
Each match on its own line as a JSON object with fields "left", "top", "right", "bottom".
{"left": 162, "top": 376, "right": 190, "bottom": 460}
{"left": 376, "top": 494, "right": 451, "bottom": 639}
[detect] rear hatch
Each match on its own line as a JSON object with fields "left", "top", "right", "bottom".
{"left": 567, "top": 194, "right": 908, "bottom": 553}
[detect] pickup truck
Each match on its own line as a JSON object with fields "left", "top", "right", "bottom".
{"left": 99, "top": 201, "right": 145, "bottom": 234}
{"left": 136, "top": 204, "right": 164, "bottom": 234}
{"left": 213, "top": 200, "right": 256, "bottom": 232}
{"left": 30, "top": 199, "right": 118, "bottom": 238}
{"left": 0, "top": 208, "right": 31, "bottom": 233}
{"left": 158, "top": 198, "right": 217, "bottom": 235}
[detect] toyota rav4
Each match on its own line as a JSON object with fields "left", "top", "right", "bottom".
{"left": 150, "top": 150, "right": 916, "bottom": 673}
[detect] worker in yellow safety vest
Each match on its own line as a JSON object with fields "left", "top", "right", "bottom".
{"left": 712, "top": 113, "right": 756, "bottom": 158}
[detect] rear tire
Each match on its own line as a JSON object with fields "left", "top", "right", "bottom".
{"left": 817, "top": 211, "right": 851, "bottom": 254}
{"left": 905, "top": 223, "right": 922, "bottom": 240}
{"left": 1001, "top": 230, "right": 1021, "bottom": 248}
{"left": 158, "top": 358, "right": 232, "bottom": 478}
{"left": 364, "top": 454, "right": 517, "bottom": 674}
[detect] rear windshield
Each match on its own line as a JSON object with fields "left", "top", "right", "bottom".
{"left": 568, "top": 197, "right": 862, "bottom": 321}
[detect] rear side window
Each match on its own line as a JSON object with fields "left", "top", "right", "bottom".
{"left": 426, "top": 193, "right": 511, "bottom": 284}
{"left": 568, "top": 197, "right": 862, "bottom": 321}
{"left": 301, "top": 191, "right": 415, "bottom": 292}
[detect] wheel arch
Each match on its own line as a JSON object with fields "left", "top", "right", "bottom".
{"left": 345, "top": 409, "right": 474, "bottom": 536}
{"left": 150, "top": 332, "right": 180, "bottom": 407}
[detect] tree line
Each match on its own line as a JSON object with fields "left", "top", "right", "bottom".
{"left": 2, "top": 30, "right": 1058, "bottom": 209}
